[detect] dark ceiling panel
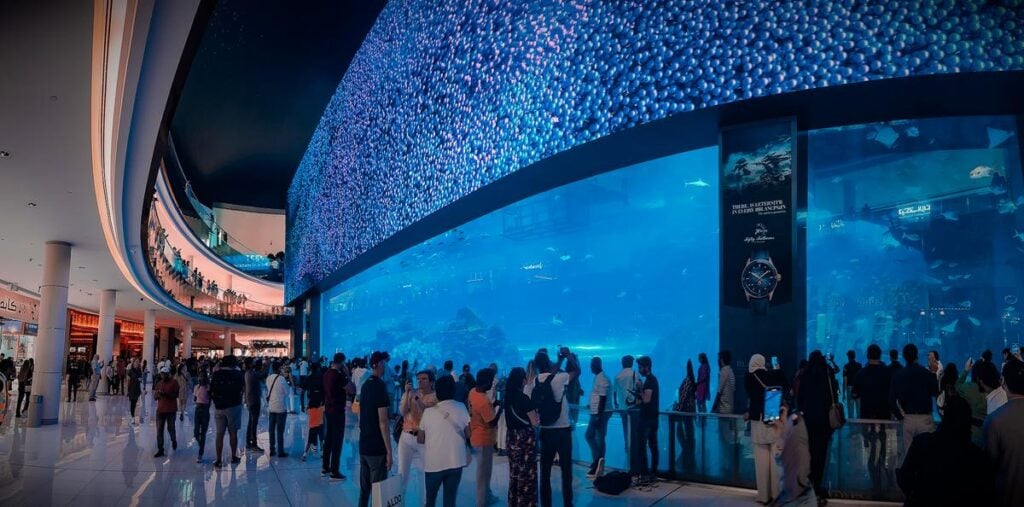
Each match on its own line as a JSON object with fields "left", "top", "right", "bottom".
{"left": 170, "top": 0, "right": 386, "bottom": 209}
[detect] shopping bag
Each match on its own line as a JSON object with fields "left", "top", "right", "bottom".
{"left": 371, "top": 474, "right": 404, "bottom": 507}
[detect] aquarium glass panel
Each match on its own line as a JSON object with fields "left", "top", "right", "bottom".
{"left": 807, "top": 116, "right": 1024, "bottom": 363}
{"left": 320, "top": 147, "right": 720, "bottom": 408}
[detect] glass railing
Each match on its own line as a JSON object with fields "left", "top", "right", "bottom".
{"left": 563, "top": 408, "right": 904, "bottom": 503}
{"left": 145, "top": 199, "right": 294, "bottom": 329}
{"left": 162, "top": 140, "right": 284, "bottom": 283}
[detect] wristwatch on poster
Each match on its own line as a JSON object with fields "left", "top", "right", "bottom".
{"left": 741, "top": 248, "right": 782, "bottom": 314}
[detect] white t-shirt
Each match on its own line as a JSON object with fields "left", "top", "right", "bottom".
{"left": 525, "top": 372, "right": 570, "bottom": 429}
{"left": 352, "top": 368, "right": 368, "bottom": 397}
{"left": 987, "top": 386, "right": 1008, "bottom": 415}
{"left": 614, "top": 368, "right": 638, "bottom": 409}
{"left": 590, "top": 371, "right": 611, "bottom": 415}
{"left": 266, "top": 373, "right": 290, "bottom": 413}
{"left": 299, "top": 360, "right": 309, "bottom": 377}
{"left": 419, "top": 400, "right": 471, "bottom": 473}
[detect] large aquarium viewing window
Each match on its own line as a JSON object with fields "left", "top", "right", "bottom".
{"left": 321, "top": 148, "right": 720, "bottom": 407}
{"left": 806, "top": 115, "right": 1024, "bottom": 362}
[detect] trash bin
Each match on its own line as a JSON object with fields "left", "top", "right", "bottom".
{"left": 27, "top": 394, "right": 43, "bottom": 427}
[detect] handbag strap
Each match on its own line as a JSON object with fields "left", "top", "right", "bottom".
{"left": 826, "top": 373, "right": 837, "bottom": 405}
{"left": 267, "top": 375, "right": 280, "bottom": 402}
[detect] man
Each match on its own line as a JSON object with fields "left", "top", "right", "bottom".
{"left": 442, "top": 360, "right": 455, "bottom": 381}
{"left": 889, "top": 344, "right": 939, "bottom": 453}
{"left": 585, "top": 356, "right": 610, "bottom": 478}
{"left": 398, "top": 369, "right": 437, "bottom": 495}
{"left": 634, "top": 356, "right": 660, "bottom": 482}
{"left": 153, "top": 366, "right": 179, "bottom": 457}
{"left": 927, "top": 350, "right": 942, "bottom": 387}
{"left": 298, "top": 356, "right": 310, "bottom": 411}
{"left": 984, "top": 358, "right": 1024, "bottom": 506}
{"left": 244, "top": 358, "right": 265, "bottom": 452}
{"left": 842, "top": 350, "right": 863, "bottom": 419}
{"left": 358, "top": 351, "right": 393, "bottom": 507}
{"left": 67, "top": 358, "right": 81, "bottom": 403}
{"left": 977, "top": 360, "right": 1008, "bottom": 415}
{"left": 526, "top": 347, "right": 580, "bottom": 507}
{"left": 852, "top": 344, "right": 892, "bottom": 490}
{"left": 117, "top": 357, "right": 127, "bottom": 395}
{"left": 89, "top": 354, "right": 101, "bottom": 401}
{"left": 210, "top": 355, "right": 245, "bottom": 468}
{"left": 322, "top": 352, "right": 349, "bottom": 481}
{"left": 613, "top": 355, "right": 638, "bottom": 455}
{"left": 888, "top": 349, "right": 902, "bottom": 371}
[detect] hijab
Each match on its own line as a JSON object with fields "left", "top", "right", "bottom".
{"left": 748, "top": 354, "right": 767, "bottom": 374}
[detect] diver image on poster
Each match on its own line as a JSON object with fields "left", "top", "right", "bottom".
{"left": 720, "top": 119, "right": 795, "bottom": 312}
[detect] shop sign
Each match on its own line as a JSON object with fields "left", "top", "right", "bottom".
{"left": 0, "top": 288, "right": 39, "bottom": 323}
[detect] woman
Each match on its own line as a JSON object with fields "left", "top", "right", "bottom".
{"left": 468, "top": 368, "right": 502, "bottom": 507}
{"left": 16, "top": 359, "right": 33, "bottom": 418}
{"left": 266, "top": 361, "right": 291, "bottom": 457}
{"left": 193, "top": 369, "right": 211, "bottom": 463}
{"left": 504, "top": 367, "right": 539, "bottom": 507}
{"left": 745, "top": 354, "right": 788, "bottom": 505}
{"left": 936, "top": 363, "right": 958, "bottom": 416}
{"left": 695, "top": 353, "right": 711, "bottom": 413}
{"left": 127, "top": 360, "right": 142, "bottom": 424}
{"left": 674, "top": 360, "right": 697, "bottom": 449}
{"left": 419, "top": 376, "right": 470, "bottom": 507}
{"left": 141, "top": 360, "right": 149, "bottom": 393}
{"left": 796, "top": 351, "right": 838, "bottom": 506}
{"left": 175, "top": 364, "right": 191, "bottom": 421}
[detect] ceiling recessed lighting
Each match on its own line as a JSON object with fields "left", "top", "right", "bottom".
{"left": 49, "top": 96, "right": 58, "bottom": 101}
{"left": 26, "top": 202, "right": 37, "bottom": 207}
{"left": 77, "top": 266, "right": 86, "bottom": 270}
{"left": 0, "top": 151, "right": 10, "bottom": 158}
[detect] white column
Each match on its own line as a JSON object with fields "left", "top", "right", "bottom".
{"left": 223, "top": 327, "right": 232, "bottom": 356}
{"left": 143, "top": 309, "right": 156, "bottom": 378}
{"left": 29, "top": 241, "right": 71, "bottom": 425}
{"left": 183, "top": 320, "right": 193, "bottom": 359}
{"left": 96, "top": 289, "right": 116, "bottom": 394}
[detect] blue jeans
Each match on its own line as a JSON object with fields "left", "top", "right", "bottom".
{"left": 585, "top": 411, "right": 610, "bottom": 467}
{"left": 268, "top": 412, "right": 287, "bottom": 453}
{"left": 425, "top": 467, "right": 463, "bottom": 507}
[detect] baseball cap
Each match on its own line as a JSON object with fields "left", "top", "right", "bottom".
{"left": 159, "top": 366, "right": 171, "bottom": 374}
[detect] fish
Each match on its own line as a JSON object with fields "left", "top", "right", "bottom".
{"left": 906, "top": 126, "right": 920, "bottom": 137}
{"left": 684, "top": 178, "right": 710, "bottom": 188}
{"left": 997, "top": 199, "right": 1018, "bottom": 214}
{"left": 533, "top": 275, "right": 555, "bottom": 281}
{"left": 988, "top": 127, "right": 1014, "bottom": 148}
{"left": 551, "top": 316, "right": 564, "bottom": 326}
{"left": 969, "top": 165, "right": 996, "bottom": 179}
{"left": 1013, "top": 230, "right": 1024, "bottom": 242}
{"left": 929, "top": 260, "right": 945, "bottom": 269}
{"left": 964, "top": 274, "right": 972, "bottom": 279}
{"left": 559, "top": 255, "right": 572, "bottom": 261}
{"left": 902, "top": 232, "right": 921, "bottom": 241}
{"left": 968, "top": 316, "right": 981, "bottom": 327}
{"left": 940, "top": 211, "right": 959, "bottom": 221}
{"left": 940, "top": 321, "right": 958, "bottom": 333}
{"left": 941, "top": 286, "right": 953, "bottom": 292}
{"left": 401, "top": 284, "right": 413, "bottom": 289}
{"left": 584, "top": 254, "right": 595, "bottom": 260}
{"left": 948, "top": 262, "right": 959, "bottom": 268}
{"left": 919, "top": 275, "right": 944, "bottom": 285}
{"left": 680, "top": 268, "right": 688, "bottom": 276}
{"left": 616, "top": 291, "right": 628, "bottom": 298}
{"left": 562, "top": 287, "right": 571, "bottom": 294}
{"left": 466, "top": 277, "right": 484, "bottom": 284}
{"left": 957, "top": 300, "right": 972, "bottom": 309}
{"left": 521, "top": 262, "right": 544, "bottom": 271}
{"left": 545, "top": 247, "right": 557, "bottom": 252}
{"left": 949, "top": 274, "right": 965, "bottom": 280}
{"left": 829, "top": 176, "right": 843, "bottom": 184}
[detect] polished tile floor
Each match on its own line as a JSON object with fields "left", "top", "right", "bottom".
{"left": 0, "top": 391, "right": 884, "bottom": 506}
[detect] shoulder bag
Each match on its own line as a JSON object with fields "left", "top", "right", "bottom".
{"left": 827, "top": 374, "right": 846, "bottom": 429}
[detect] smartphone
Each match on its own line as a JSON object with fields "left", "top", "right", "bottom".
{"left": 1013, "top": 344, "right": 1021, "bottom": 356}
{"left": 763, "top": 387, "right": 782, "bottom": 423}
{"left": 771, "top": 356, "right": 779, "bottom": 370}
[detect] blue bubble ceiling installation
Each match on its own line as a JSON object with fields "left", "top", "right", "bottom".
{"left": 287, "top": 0, "right": 1024, "bottom": 301}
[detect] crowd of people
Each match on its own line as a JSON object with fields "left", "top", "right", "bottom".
{"left": 1, "top": 341, "right": 1022, "bottom": 507}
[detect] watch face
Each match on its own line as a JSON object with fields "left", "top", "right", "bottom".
{"left": 741, "top": 259, "right": 780, "bottom": 298}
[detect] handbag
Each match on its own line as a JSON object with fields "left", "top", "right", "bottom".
{"left": 371, "top": 474, "right": 404, "bottom": 507}
{"left": 827, "top": 374, "right": 846, "bottom": 429}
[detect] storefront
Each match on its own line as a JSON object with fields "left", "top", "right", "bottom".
{"left": 68, "top": 310, "right": 146, "bottom": 361}
{"left": 0, "top": 288, "right": 40, "bottom": 368}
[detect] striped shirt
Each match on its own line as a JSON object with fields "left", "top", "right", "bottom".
{"left": 717, "top": 365, "right": 735, "bottom": 414}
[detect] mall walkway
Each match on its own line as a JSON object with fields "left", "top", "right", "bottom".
{"left": 0, "top": 394, "right": 888, "bottom": 506}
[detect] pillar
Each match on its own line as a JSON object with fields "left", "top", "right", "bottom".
{"left": 290, "top": 301, "right": 304, "bottom": 359}
{"left": 223, "top": 327, "right": 232, "bottom": 357}
{"left": 159, "top": 327, "right": 170, "bottom": 359}
{"left": 143, "top": 309, "right": 156, "bottom": 378}
{"left": 29, "top": 241, "right": 71, "bottom": 425}
{"left": 96, "top": 289, "right": 116, "bottom": 394}
{"left": 183, "top": 320, "right": 193, "bottom": 359}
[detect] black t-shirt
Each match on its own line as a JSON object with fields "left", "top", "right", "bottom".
{"left": 359, "top": 375, "right": 389, "bottom": 456}
{"left": 505, "top": 390, "right": 537, "bottom": 430}
{"left": 210, "top": 368, "right": 245, "bottom": 409}
{"left": 640, "top": 374, "right": 660, "bottom": 421}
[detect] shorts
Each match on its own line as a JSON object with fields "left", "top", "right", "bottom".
{"left": 215, "top": 405, "right": 243, "bottom": 434}
{"left": 308, "top": 406, "right": 323, "bottom": 428}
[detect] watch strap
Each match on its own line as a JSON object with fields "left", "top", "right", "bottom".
{"left": 752, "top": 298, "right": 770, "bottom": 315}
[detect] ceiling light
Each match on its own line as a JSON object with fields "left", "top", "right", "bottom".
{"left": 0, "top": 151, "right": 10, "bottom": 158}
{"left": 26, "top": 202, "right": 37, "bottom": 207}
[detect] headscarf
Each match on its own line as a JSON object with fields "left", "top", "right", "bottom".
{"left": 748, "top": 354, "right": 767, "bottom": 374}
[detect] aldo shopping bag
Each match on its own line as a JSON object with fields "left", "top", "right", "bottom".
{"left": 371, "top": 474, "right": 404, "bottom": 507}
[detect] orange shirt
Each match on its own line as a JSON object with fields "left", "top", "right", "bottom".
{"left": 307, "top": 406, "right": 323, "bottom": 428}
{"left": 468, "top": 389, "right": 497, "bottom": 447}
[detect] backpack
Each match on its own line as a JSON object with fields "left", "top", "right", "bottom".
{"left": 594, "top": 471, "right": 632, "bottom": 495}
{"left": 533, "top": 374, "right": 562, "bottom": 426}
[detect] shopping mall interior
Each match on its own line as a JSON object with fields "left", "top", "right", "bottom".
{"left": 2, "top": 1, "right": 1024, "bottom": 506}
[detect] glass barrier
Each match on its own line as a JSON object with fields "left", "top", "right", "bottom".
{"left": 145, "top": 198, "right": 294, "bottom": 328}
{"left": 565, "top": 408, "right": 904, "bottom": 502}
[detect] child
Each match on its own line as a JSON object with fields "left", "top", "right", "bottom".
{"left": 194, "top": 371, "right": 211, "bottom": 463}
{"left": 302, "top": 362, "right": 325, "bottom": 461}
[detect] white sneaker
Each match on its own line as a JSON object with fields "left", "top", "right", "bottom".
{"left": 595, "top": 458, "right": 605, "bottom": 478}
{"left": 301, "top": 452, "right": 307, "bottom": 462}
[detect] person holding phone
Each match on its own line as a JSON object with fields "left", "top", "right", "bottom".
{"left": 745, "top": 354, "right": 789, "bottom": 505}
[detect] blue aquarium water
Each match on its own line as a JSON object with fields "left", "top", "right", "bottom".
{"left": 321, "top": 148, "right": 721, "bottom": 408}
{"left": 806, "top": 115, "right": 1024, "bottom": 365}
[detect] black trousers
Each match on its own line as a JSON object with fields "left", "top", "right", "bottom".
{"left": 323, "top": 411, "right": 346, "bottom": 474}
{"left": 156, "top": 412, "right": 177, "bottom": 451}
{"left": 632, "top": 417, "right": 659, "bottom": 475}
{"left": 195, "top": 403, "right": 211, "bottom": 455}
{"left": 246, "top": 402, "right": 261, "bottom": 447}
{"left": 806, "top": 422, "right": 834, "bottom": 498}
{"left": 539, "top": 427, "right": 573, "bottom": 507}
{"left": 129, "top": 395, "right": 140, "bottom": 417}
{"left": 16, "top": 386, "right": 29, "bottom": 415}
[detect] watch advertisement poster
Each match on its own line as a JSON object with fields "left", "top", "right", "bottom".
{"left": 720, "top": 119, "right": 795, "bottom": 310}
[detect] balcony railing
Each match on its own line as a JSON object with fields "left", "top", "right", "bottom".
{"left": 146, "top": 200, "right": 293, "bottom": 328}
{"left": 563, "top": 408, "right": 903, "bottom": 503}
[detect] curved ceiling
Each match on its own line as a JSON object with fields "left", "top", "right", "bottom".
{"left": 169, "top": 0, "right": 386, "bottom": 210}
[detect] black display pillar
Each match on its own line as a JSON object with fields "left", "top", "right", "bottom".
{"left": 719, "top": 119, "right": 801, "bottom": 411}
{"left": 290, "top": 298, "right": 305, "bottom": 359}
